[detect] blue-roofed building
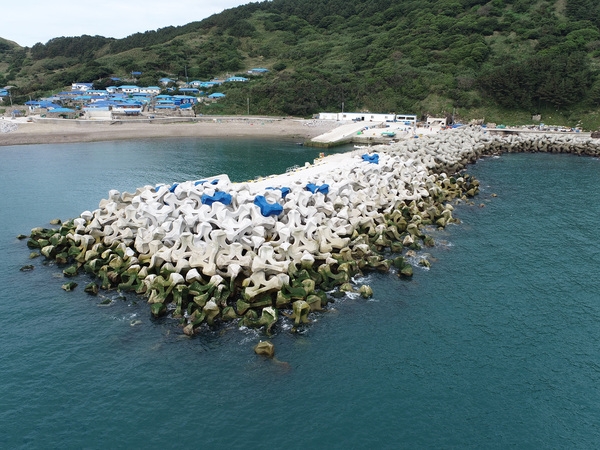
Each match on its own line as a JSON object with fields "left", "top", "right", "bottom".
{"left": 83, "top": 101, "right": 112, "bottom": 111}
{"left": 198, "top": 80, "right": 223, "bottom": 88}
{"left": 154, "top": 95, "right": 177, "bottom": 110}
{"left": 174, "top": 95, "right": 198, "bottom": 105}
{"left": 208, "top": 92, "right": 226, "bottom": 99}
{"left": 112, "top": 99, "right": 143, "bottom": 115}
{"left": 248, "top": 68, "right": 269, "bottom": 74}
{"left": 131, "top": 71, "right": 142, "bottom": 77}
{"left": 159, "top": 78, "right": 175, "bottom": 86}
{"left": 25, "top": 100, "right": 62, "bottom": 111}
{"left": 225, "top": 76, "right": 248, "bottom": 83}
{"left": 131, "top": 93, "right": 153, "bottom": 104}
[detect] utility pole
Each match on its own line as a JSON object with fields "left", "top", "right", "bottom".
{"left": 247, "top": 97, "right": 250, "bottom": 115}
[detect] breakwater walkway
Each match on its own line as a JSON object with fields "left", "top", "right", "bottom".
{"left": 23, "top": 126, "right": 600, "bottom": 336}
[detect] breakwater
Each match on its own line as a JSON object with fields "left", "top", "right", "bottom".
{"left": 23, "top": 127, "right": 600, "bottom": 336}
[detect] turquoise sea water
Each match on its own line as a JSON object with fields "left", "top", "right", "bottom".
{"left": 1, "top": 138, "right": 600, "bottom": 449}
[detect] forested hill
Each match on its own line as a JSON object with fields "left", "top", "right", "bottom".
{"left": 2, "top": 0, "right": 600, "bottom": 122}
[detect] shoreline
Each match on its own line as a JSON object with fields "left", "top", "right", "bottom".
{"left": 0, "top": 116, "right": 341, "bottom": 146}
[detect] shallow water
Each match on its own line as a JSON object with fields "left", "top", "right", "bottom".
{"left": 1, "top": 140, "right": 600, "bottom": 448}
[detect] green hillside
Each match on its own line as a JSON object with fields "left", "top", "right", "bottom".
{"left": 2, "top": 0, "right": 600, "bottom": 127}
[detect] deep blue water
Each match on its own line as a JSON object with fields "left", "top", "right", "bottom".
{"left": 1, "top": 139, "right": 600, "bottom": 449}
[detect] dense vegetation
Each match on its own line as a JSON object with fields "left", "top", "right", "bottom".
{"left": 2, "top": 0, "right": 600, "bottom": 126}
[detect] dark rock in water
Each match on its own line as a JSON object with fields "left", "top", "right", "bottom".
{"left": 16, "top": 234, "right": 28, "bottom": 240}
{"left": 20, "top": 264, "right": 34, "bottom": 272}
{"left": 62, "top": 281, "right": 77, "bottom": 291}
{"left": 591, "top": 131, "right": 600, "bottom": 138}
{"left": 399, "top": 264, "right": 414, "bottom": 278}
{"left": 84, "top": 282, "right": 99, "bottom": 295}
{"left": 26, "top": 238, "right": 40, "bottom": 249}
{"left": 254, "top": 340, "right": 275, "bottom": 358}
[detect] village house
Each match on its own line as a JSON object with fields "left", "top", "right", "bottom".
{"left": 120, "top": 85, "right": 140, "bottom": 94}
{"left": 71, "top": 82, "right": 93, "bottom": 91}
{"left": 139, "top": 86, "right": 161, "bottom": 95}
{"left": 225, "top": 76, "right": 248, "bottom": 82}
{"left": 248, "top": 68, "right": 269, "bottom": 75}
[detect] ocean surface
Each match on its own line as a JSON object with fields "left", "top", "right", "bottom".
{"left": 1, "top": 137, "right": 600, "bottom": 449}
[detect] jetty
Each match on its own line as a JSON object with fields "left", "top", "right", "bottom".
{"left": 306, "top": 120, "right": 440, "bottom": 148}
{"left": 24, "top": 126, "right": 600, "bottom": 336}
{"left": 306, "top": 122, "right": 372, "bottom": 147}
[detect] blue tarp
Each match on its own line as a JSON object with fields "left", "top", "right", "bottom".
{"left": 266, "top": 186, "right": 291, "bottom": 198}
{"left": 362, "top": 153, "right": 379, "bottom": 164}
{"left": 306, "top": 183, "right": 329, "bottom": 195}
{"left": 201, "top": 191, "right": 232, "bottom": 206}
{"left": 254, "top": 196, "right": 283, "bottom": 217}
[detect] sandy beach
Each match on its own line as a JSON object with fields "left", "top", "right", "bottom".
{"left": 0, "top": 116, "right": 341, "bottom": 146}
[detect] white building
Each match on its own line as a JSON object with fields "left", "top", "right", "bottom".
{"left": 120, "top": 85, "right": 140, "bottom": 94}
{"left": 139, "top": 86, "right": 161, "bottom": 95}
{"left": 71, "top": 82, "right": 93, "bottom": 91}
{"left": 426, "top": 116, "right": 447, "bottom": 127}
{"left": 318, "top": 112, "right": 417, "bottom": 124}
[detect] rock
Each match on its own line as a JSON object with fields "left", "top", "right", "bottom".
{"left": 19, "top": 265, "right": 34, "bottom": 272}
{"left": 358, "top": 285, "right": 373, "bottom": 298}
{"left": 339, "top": 282, "right": 355, "bottom": 293}
{"left": 254, "top": 340, "right": 275, "bottom": 358}
{"left": 398, "top": 264, "right": 413, "bottom": 278}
